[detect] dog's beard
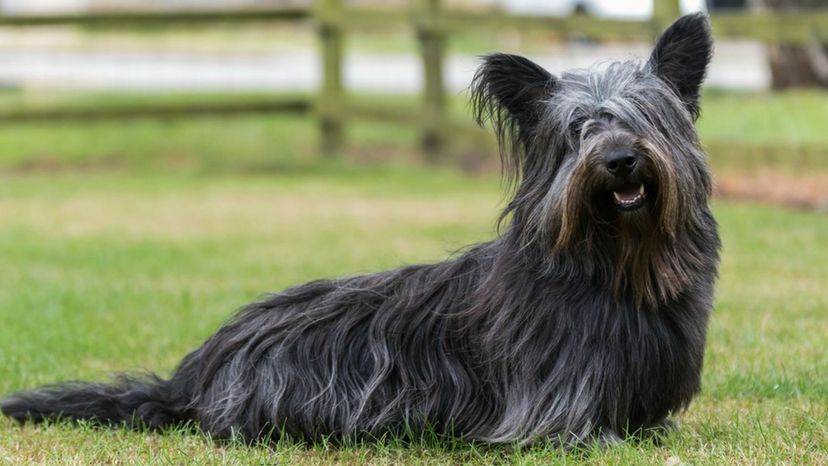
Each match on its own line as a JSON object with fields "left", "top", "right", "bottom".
{"left": 530, "top": 142, "right": 689, "bottom": 308}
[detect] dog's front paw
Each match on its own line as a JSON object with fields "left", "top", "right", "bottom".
{"left": 637, "top": 417, "right": 679, "bottom": 444}
{"left": 594, "top": 427, "right": 624, "bottom": 448}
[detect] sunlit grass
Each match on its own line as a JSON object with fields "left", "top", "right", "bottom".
{"left": 0, "top": 168, "right": 825, "bottom": 464}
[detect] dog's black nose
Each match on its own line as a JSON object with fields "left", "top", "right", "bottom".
{"left": 605, "top": 148, "right": 638, "bottom": 177}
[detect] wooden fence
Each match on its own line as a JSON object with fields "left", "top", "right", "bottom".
{"left": 0, "top": 0, "right": 826, "bottom": 158}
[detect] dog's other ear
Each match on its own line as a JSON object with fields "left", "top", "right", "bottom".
{"left": 647, "top": 13, "right": 713, "bottom": 119}
{"left": 471, "top": 53, "right": 555, "bottom": 149}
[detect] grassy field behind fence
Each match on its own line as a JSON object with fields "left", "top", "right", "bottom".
{"left": 0, "top": 91, "right": 826, "bottom": 464}
{"left": 0, "top": 90, "right": 827, "bottom": 173}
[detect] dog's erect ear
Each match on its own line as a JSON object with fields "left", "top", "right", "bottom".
{"left": 647, "top": 13, "right": 713, "bottom": 119}
{"left": 470, "top": 53, "right": 555, "bottom": 148}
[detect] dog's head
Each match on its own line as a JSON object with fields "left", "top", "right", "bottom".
{"left": 472, "top": 13, "right": 715, "bottom": 304}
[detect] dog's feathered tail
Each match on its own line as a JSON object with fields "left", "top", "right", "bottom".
{"left": 1, "top": 374, "right": 191, "bottom": 430}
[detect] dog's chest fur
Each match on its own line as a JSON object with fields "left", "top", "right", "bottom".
{"left": 465, "top": 259, "right": 713, "bottom": 440}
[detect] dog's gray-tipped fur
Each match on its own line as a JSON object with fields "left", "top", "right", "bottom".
{"left": 2, "top": 13, "right": 719, "bottom": 447}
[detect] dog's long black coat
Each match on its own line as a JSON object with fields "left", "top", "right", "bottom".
{"left": 2, "top": 13, "right": 720, "bottom": 446}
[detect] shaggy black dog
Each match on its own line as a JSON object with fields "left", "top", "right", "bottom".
{"left": 2, "top": 13, "right": 719, "bottom": 447}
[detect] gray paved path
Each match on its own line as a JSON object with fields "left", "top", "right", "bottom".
{"left": 0, "top": 41, "right": 768, "bottom": 93}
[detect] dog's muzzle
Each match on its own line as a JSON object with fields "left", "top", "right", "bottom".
{"left": 603, "top": 148, "right": 651, "bottom": 212}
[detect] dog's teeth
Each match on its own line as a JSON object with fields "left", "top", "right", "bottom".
{"left": 613, "top": 192, "right": 621, "bottom": 202}
{"left": 639, "top": 184, "right": 645, "bottom": 195}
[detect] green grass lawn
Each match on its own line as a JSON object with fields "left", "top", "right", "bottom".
{"left": 0, "top": 88, "right": 825, "bottom": 463}
{"left": 0, "top": 167, "right": 825, "bottom": 464}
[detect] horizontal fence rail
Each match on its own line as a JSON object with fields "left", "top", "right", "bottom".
{"left": 317, "top": 9, "right": 825, "bottom": 44}
{"left": 0, "top": 0, "right": 825, "bottom": 157}
{"left": 0, "top": 6, "right": 310, "bottom": 26}
{"left": 0, "top": 97, "right": 311, "bottom": 123}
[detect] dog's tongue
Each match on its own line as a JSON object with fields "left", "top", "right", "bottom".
{"left": 614, "top": 183, "right": 642, "bottom": 202}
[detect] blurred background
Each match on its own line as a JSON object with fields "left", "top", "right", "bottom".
{"left": 0, "top": 1, "right": 826, "bottom": 462}
{"left": 0, "top": 0, "right": 825, "bottom": 209}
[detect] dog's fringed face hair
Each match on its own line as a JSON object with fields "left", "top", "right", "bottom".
{"left": 472, "top": 13, "right": 714, "bottom": 307}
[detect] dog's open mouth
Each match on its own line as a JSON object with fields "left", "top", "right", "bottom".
{"left": 612, "top": 183, "right": 647, "bottom": 211}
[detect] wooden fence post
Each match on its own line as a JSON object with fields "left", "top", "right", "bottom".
{"left": 417, "top": 0, "right": 446, "bottom": 161}
{"left": 316, "top": 0, "right": 344, "bottom": 157}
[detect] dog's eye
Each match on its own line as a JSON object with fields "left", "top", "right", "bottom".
{"left": 568, "top": 117, "right": 587, "bottom": 139}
